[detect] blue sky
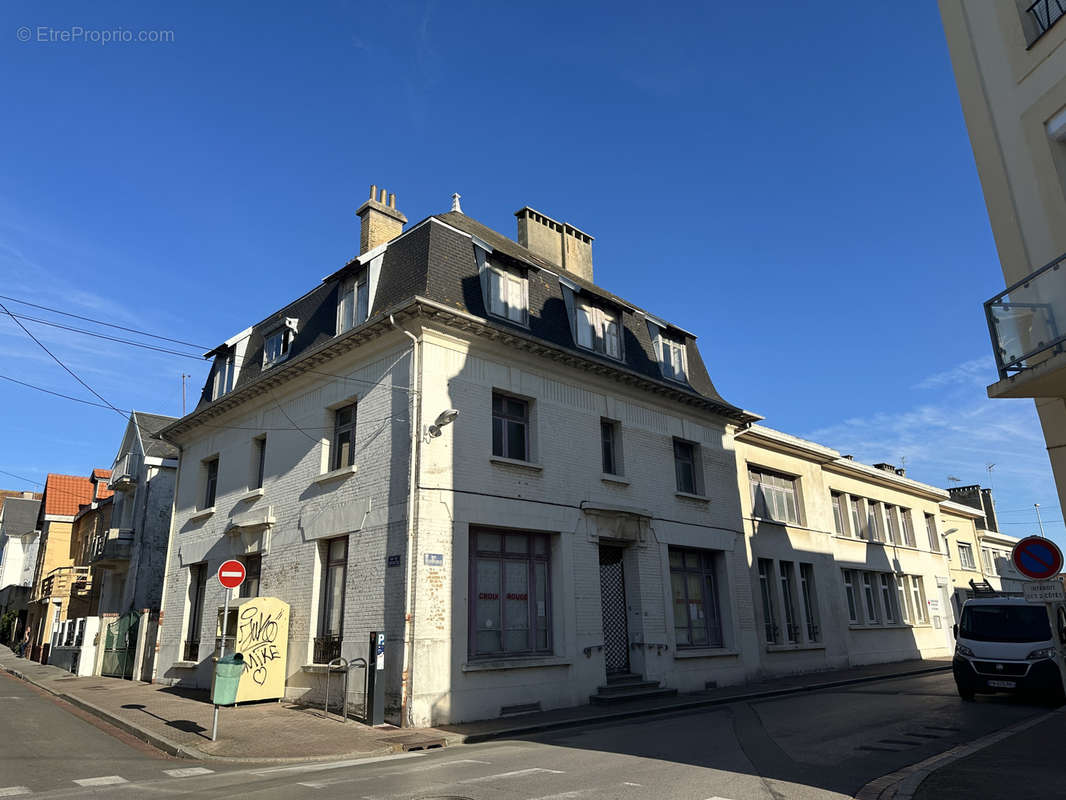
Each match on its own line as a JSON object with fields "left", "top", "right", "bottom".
{"left": 0, "top": 1, "right": 1060, "bottom": 547}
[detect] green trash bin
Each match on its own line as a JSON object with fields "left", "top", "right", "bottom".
{"left": 212, "top": 653, "right": 244, "bottom": 705}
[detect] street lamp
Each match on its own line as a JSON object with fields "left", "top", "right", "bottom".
{"left": 425, "top": 408, "right": 459, "bottom": 442}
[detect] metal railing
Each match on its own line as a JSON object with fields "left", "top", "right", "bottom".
{"left": 89, "top": 528, "right": 133, "bottom": 564}
{"left": 33, "top": 566, "right": 92, "bottom": 601}
{"left": 313, "top": 635, "right": 342, "bottom": 664}
{"left": 183, "top": 639, "right": 200, "bottom": 662}
{"left": 985, "top": 251, "right": 1066, "bottom": 379}
{"left": 1027, "top": 0, "right": 1066, "bottom": 46}
{"left": 110, "top": 452, "right": 141, "bottom": 490}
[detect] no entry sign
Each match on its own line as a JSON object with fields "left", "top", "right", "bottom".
{"left": 1011, "top": 536, "right": 1064, "bottom": 581}
{"left": 217, "top": 559, "right": 246, "bottom": 589}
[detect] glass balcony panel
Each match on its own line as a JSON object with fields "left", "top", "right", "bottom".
{"left": 986, "top": 254, "right": 1066, "bottom": 378}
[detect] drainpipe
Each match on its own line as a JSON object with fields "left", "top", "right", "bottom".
{"left": 391, "top": 314, "right": 421, "bottom": 728}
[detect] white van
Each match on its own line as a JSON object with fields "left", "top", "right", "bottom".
{"left": 952, "top": 596, "right": 1066, "bottom": 702}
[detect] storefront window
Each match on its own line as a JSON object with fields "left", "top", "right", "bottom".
{"left": 470, "top": 529, "right": 550, "bottom": 657}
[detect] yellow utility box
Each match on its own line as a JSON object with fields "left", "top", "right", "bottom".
{"left": 214, "top": 596, "right": 290, "bottom": 703}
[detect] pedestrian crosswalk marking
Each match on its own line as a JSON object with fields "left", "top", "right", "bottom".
{"left": 0, "top": 788, "right": 31, "bottom": 797}
{"left": 164, "top": 767, "right": 215, "bottom": 777}
{"left": 461, "top": 767, "right": 565, "bottom": 784}
{"left": 73, "top": 776, "right": 128, "bottom": 787}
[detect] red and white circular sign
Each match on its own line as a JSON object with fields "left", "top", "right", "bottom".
{"left": 217, "top": 559, "right": 246, "bottom": 589}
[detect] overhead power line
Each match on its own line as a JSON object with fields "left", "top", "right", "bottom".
{"left": 6, "top": 312, "right": 204, "bottom": 359}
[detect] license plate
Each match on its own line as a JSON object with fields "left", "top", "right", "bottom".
{"left": 988, "top": 679, "right": 1016, "bottom": 688}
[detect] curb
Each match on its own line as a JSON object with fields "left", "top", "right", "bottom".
{"left": 853, "top": 706, "right": 1066, "bottom": 800}
{"left": 453, "top": 664, "right": 953, "bottom": 744}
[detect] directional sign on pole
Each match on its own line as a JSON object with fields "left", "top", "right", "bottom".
{"left": 1011, "top": 536, "right": 1064, "bottom": 581}
{"left": 217, "top": 559, "right": 246, "bottom": 590}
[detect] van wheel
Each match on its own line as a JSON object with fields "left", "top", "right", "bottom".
{"left": 957, "top": 687, "right": 975, "bottom": 701}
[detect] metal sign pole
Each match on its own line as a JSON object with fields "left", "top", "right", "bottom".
{"left": 211, "top": 590, "right": 230, "bottom": 742}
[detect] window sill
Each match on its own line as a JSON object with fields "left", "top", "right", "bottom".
{"left": 172, "top": 661, "right": 198, "bottom": 669}
{"left": 461, "top": 655, "right": 571, "bottom": 672}
{"left": 238, "top": 488, "right": 265, "bottom": 503}
{"left": 313, "top": 464, "right": 358, "bottom": 485}
{"left": 675, "top": 491, "right": 709, "bottom": 503}
{"left": 487, "top": 312, "right": 530, "bottom": 329}
{"left": 674, "top": 647, "right": 739, "bottom": 659}
{"left": 188, "top": 507, "right": 215, "bottom": 521}
{"left": 765, "top": 643, "right": 825, "bottom": 653}
{"left": 848, "top": 623, "right": 913, "bottom": 631}
{"left": 489, "top": 456, "right": 543, "bottom": 472}
{"left": 600, "top": 474, "right": 629, "bottom": 486}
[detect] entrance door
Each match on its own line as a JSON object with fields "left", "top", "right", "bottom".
{"left": 598, "top": 546, "right": 630, "bottom": 675}
{"left": 101, "top": 610, "right": 140, "bottom": 679}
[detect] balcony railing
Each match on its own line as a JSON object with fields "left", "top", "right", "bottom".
{"left": 1027, "top": 0, "right": 1066, "bottom": 47}
{"left": 985, "top": 251, "right": 1066, "bottom": 380}
{"left": 89, "top": 528, "right": 133, "bottom": 565}
{"left": 33, "top": 566, "right": 92, "bottom": 602}
{"left": 110, "top": 452, "right": 140, "bottom": 490}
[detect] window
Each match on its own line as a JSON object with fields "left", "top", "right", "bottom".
{"left": 1025, "top": 0, "right": 1066, "bottom": 45}
{"left": 240, "top": 554, "right": 261, "bottom": 599}
{"left": 882, "top": 574, "right": 899, "bottom": 623}
{"left": 601, "top": 419, "right": 621, "bottom": 476}
{"left": 576, "top": 303, "right": 621, "bottom": 358}
{"left": 487, "top": 264, "right": 528, "bottom": 324}
{"left": 670, "top": 548, "right": 723, "bottom": 648}
{"left": 470, "top": 529, "right": 551, "bottom": 657}
{"left": 331, "top": 403, "right": 357, "bottom": 471}
{"left": 674, "top": 439, "right": 701, "bottom": 495}
{"left": 958, "top": 542, "right": 976, "bottom": 570}
{"left": 842, "top": 570, "right": 858, "bottom": 623}
{"left": 831, "top": 492, "right": 844, "bottom": 535}
{"left": 492, "top": 393, "right": 529, "bottom": 461}
{"left": 779, "top": 561, "right": 799, "bottom": 643}
{"left": 900, "top": 509, "right": 916, "bottom": 547}
{"left": 757, "top": 559, "right": 778, "bottom": 643}
{"left": 850, "top": 497, "right": 865, "bottom": 539}
{"left": 315, "top": 537, "right": 347, "bottom": 663}
{"left": 253, "top": 436, "right": 266, "bottom": 490}
{"left": 660, "top": 337, "right": 687, "bottom": 382}
{"left": 982, "top": 548, "right": 995, "bottom": 573}
{"left": 884, "top": 505, "right": 900, "bottom": 545}
{"left": 910, "top": 576, "right": 927, "bottom": 624}
{"left": 184, "top": 564, "right": 207, "bottom": 661}
{"left": 203, "top": 458, "right": 218, "bottom": 509}
{"left": 212, "top": 352, "right": 236, "bottom": 400}
{"left": 749, "top": 468, "right": 799, "bottom": 524}
{"left": 925, "top": 514, "right": 939, "bottom": 552}
{"left": 337, "top": 273, "right": 369, "bottom": 334}
{"left": 263, "top": 327, "right": 292, "bottom": 367}
{"left": 867, "top": 501, "right": 884, "bottom": 543}
{"left": 862, "top": 572, "right": 880, "bottom": 623}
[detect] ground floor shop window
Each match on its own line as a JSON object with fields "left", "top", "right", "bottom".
{"left": 669, "top": 547, "right": 723, "bottom": 648}
{"left": 470, "top": 529, "right": 551, "bottom": 658}
{"left": 842, "top": 569, "right": 928, "bottom": 628}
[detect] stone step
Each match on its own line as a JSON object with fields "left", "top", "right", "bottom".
{"left": 589, "top": 686, "right": 678, "bottom": 705}
{"left": 604, "top": 672, "right": 645, "bottom": 685}
{"left": 595, "top": 679, "right": 662, "bottom": 695}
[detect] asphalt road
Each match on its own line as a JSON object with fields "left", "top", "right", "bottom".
{"left": 0, "top": 670, "right": 1050, "bottom": 799}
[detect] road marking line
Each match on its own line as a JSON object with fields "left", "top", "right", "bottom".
{"left": 0, "top": 788, "right": 31, "bottom": 798}
{"left": 164, "top": 767, "right": 215, "bottom": 777}
{"left": 461, "top": 767, "right": 565, "bottom": 784}
{"left": 623, "top": 782, "right": 643, "bottom": 787}
{"left": 73, "top": 776, "right": 128, "bottom": 787}
{"left": 705, "top": 796, "right": 736, "bottom": 800}
{"left": 526, "top": 791, "right": 589, "bottom": 800}
{"left": 250, "top": 751, "right": 425, "bottom": 776}
{"left": 297, "top": 759, "right": 495, "bottom": 790}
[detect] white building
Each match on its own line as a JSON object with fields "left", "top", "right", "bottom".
{"left": 153, "top": 189, "right": 961, "bottom": 726}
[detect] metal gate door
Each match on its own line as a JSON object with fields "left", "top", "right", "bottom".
{"left": 598, "top": 546, "right": 630, "bottom": 675}
{"left": 101, "top": 610, "right": 140, "bottom": 679}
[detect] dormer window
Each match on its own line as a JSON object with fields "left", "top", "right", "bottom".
{"left": 487, "top": 263, "right": 528, "bottom": 325}
{"left": 576, "top": 302, "right": 620, "bottom": 359}
{"left": 337, "top": 272, "right": 369, "bottom": 334}
{"left": 263, "top": 326, "right": 293, "bottom": 368}
{"left": 661, "top": 338, "right": 687, "bottom": 381}
{"left": 212, "top": 351, "right": 236, "bottom": 400}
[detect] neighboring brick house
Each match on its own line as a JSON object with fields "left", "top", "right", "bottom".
{"left": 25, "top": 472, "right": 110, "bottom": 663}
{"left": 153, "top": 188, "right": 985, "bottom": 726}
{"left": 87, "top": 411, "right": 178, "bottom": 680}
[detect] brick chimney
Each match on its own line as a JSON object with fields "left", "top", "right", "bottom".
{"left": 356, "top": 185, "right": 407, "bottom": 254}
{"left": 515, "top": 207, "right": 594, "bottom": 282}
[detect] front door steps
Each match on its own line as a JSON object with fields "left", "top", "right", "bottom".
{"left": 590, "top": 672, "right": 677, "bottom": 705}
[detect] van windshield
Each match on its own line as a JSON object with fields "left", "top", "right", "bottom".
{"left": 959, "top": 605, "right": 1050, "bottom": 643}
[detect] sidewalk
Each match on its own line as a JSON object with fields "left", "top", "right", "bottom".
{"left": 1, "top": 646, "right": 950, "bottom": 763}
